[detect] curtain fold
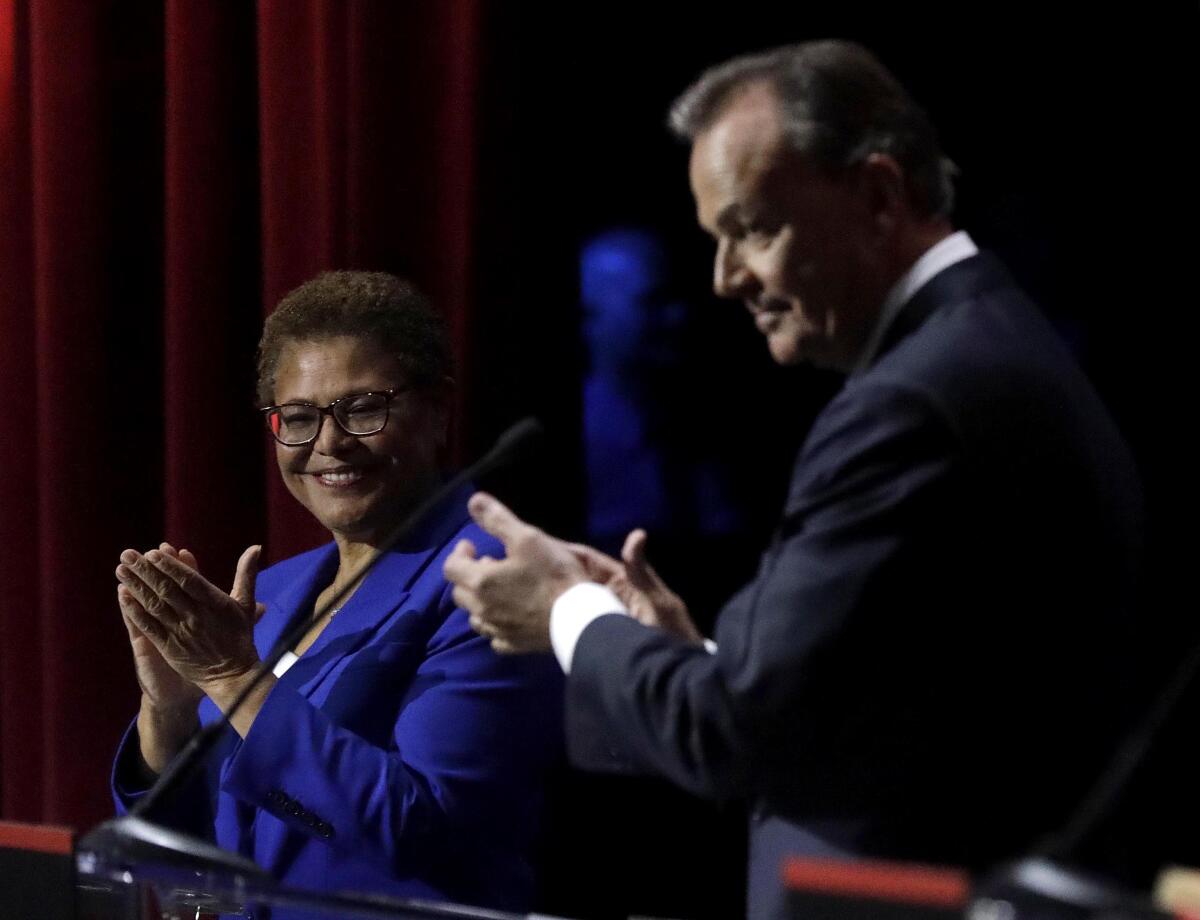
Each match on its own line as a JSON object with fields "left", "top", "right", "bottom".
{"left": 164, "top": 0, "right": 264, "bottom": 584}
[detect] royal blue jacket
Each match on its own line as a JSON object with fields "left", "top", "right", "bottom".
{"left": 114, "top": 490, "right": 564, "bottom": 912}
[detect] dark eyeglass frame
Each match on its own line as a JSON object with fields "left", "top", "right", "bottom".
{"left": 261, "top": 387, "right": 409, "bottom": 446}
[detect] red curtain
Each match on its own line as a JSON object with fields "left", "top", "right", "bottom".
{"left": 0, "top": 0, "right": 486, "bottom": 830}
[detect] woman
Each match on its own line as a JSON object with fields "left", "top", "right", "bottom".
{"left": 111, "top": 271, "right": 563, "bottom": 911}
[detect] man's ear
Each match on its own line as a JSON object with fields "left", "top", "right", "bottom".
{"left": 858, "top": 152, "right": 908, "bottom": 237}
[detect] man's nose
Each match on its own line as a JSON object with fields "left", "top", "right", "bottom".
{"left": 713, "top": 239, "right": 754, "bottom": 299}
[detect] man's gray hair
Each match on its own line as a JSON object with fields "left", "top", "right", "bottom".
{"left": 669, "top": 40, "right": 958, "bottom": 218}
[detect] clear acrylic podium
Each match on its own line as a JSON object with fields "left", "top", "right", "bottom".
{"left": 69, "top": 816, "right": 552, "bottom": 920}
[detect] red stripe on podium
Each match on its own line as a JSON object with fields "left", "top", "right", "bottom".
{"left": 782, "top": 857, "right": 970, "bottom": 908}
{"left": 0, "top": 820, "right": 74, "bottom": 855}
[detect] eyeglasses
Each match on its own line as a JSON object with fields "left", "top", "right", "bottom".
{"left": 261, "top": 388, "right": 408, "bottom": 446}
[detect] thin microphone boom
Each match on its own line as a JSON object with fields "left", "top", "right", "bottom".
{"left": 1039, "top": 632, "right": 1200, "bottom": 861}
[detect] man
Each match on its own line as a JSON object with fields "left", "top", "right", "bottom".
{"left": 445, "top": 41, "right": 1143, "bottom": 918}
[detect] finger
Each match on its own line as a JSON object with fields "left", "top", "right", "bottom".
{"left": 466, "top": 492, "right": 534, "bottom": 548}
{"left": 120, "top": 607, "right": 142, "bottom": 643}
{"left": 168, "top": 545, "right": 200, "bottom": 573}
{"left": 117, "top": 554, "right": 187, "bottom": 625}
{"left": 468, "top": 613, "right": 493, "bottom": 638}
{"left": 142, "top": 549, "right": 231, "bottom": 610}
{"left": 230, "top": 544, "right": 262, "bottom": 609}
{"left": 490, "top": 636, "right": 520, "bottom": 655}
{"left": 120, "top": 549, "right": 182, "bottom": 596}
{"left": 443, "top": 539, "right": 480, "bottom": 585}
{"left": 118, "top": 584, "right": 168, "bottom": 644}
{"left": 131, "top": 549, "right": 199, "bottom": 600}
{"left": 621, "top": 529, "right": 662, "bottom": 590}
{"left": 118, "top": 588, "right": 148, "bottom": 641}
{"left": 254, "top": 602, "right": 268, "bottom": 624}
{"left": 452, "top": 584, "right": 481, "bottom": 615}
{"left": 621, "top": 529, "right": 648, "bottom": 569}
{"left": 569, "top": 542, "right": 622, "bottom": 579}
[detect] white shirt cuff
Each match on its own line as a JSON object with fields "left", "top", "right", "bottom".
{"left": 550, "top": 582, "right": 628, "bottom": 673}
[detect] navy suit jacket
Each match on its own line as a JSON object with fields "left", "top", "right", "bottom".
{"left": 114, "top": 490, "right": 564, "bottom": 912}
{"left": 565, "top": 254, "right": 1145, "bottom": 918}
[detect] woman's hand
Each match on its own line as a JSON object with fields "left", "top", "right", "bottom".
{"left": 120, "top": 545, "right": 206, "bottom": 709}
{"left": 120, "top": 545, "right": 205, "bottom": 773}
{"left": 569, "top": 530, "right": 704, "bottom": 646}
{"left": 116, "top": 543, "right": 273, "bottom": 736}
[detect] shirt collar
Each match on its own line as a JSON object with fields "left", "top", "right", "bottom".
{"left": 852, "top": 230, "right": 979, "bottom": 375}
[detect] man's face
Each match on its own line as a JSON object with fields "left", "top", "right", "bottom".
{"left": 688, "top": 86, "right": 884, "bottom": 370}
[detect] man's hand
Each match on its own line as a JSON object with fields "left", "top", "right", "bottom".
{"left": 571, "top": 529, "right": 703, "bottom": 645}
{"left": 444, "top": 493, "right": 588, "bottom": 654}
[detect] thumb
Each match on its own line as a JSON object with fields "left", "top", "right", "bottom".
{"left": 467, "top": 492, "right": 530, "bottom": 548}
{"left": 231, "top": 544, "right": 262, "bottom": 609}
{"left": 621, "top": 529, "right": 657, "bottom": 588}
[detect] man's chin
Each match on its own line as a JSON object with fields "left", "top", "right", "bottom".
{"left": 765, "top": 331, "right": 809, "bottom": 367}
{"left": 767, "top": 333, "right": 854, "bottom": 373}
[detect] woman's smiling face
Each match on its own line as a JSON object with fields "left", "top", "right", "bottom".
{"left": 271, "top": 335, "right": 445, "bottom": 544}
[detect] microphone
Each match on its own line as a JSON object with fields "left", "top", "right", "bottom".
{"left": 79, "top": 418, "right": 544, "bottom": 877}
{"left": 468, "top": 416, "right": 542, "bottom": 482}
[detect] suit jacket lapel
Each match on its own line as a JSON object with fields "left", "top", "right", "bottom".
{"left": 872, "top": 252, "right": 1013, "bottom": 366}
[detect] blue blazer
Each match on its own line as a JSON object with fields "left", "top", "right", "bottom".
{"left": 114, "top": 489, "right": 564, "bottom": 912}
{"left": 565, "top": 254, "right": 1145, "bottom": 918}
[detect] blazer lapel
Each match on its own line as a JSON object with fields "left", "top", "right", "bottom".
{"left": 271, "top": 484, "right": 474, "bottom": 700}
{"left": 278, "top": 550, "right": 424, "bottom": 697}
{"left": 255, "top": 544, "right": 340, "bottom": 663}
{"left": 872, "top": 252, "right": 1014, "bottom": 366}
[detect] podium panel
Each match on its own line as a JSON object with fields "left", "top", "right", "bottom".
{"left": 73, "top": 816, "right": 553, "bottom": 920}
{"left": 0, "top": 820, "right": 76, "bottom": 920}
